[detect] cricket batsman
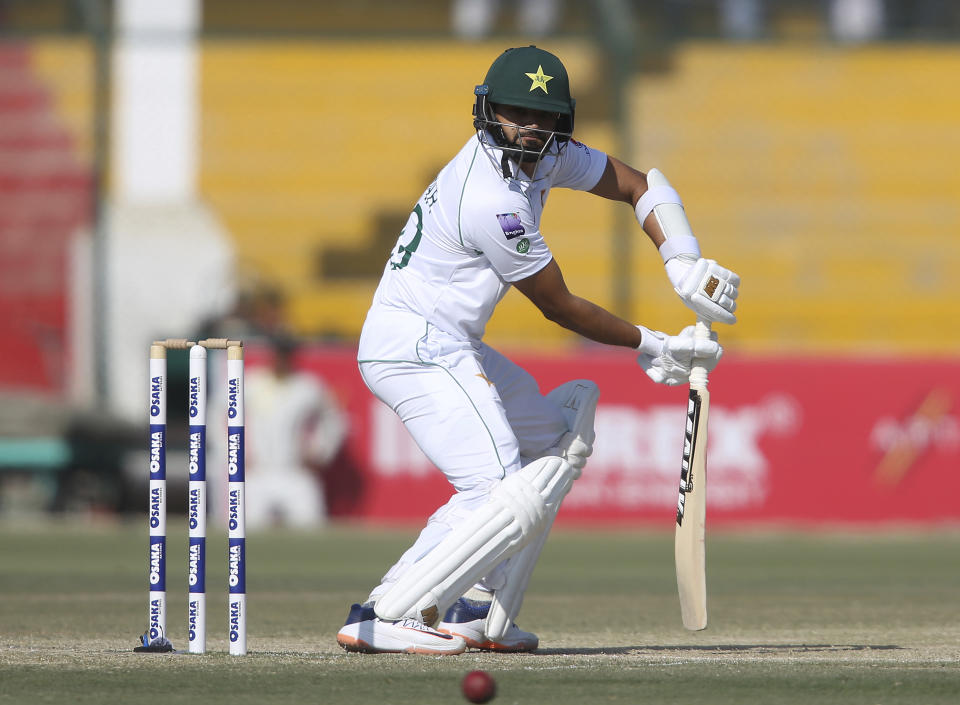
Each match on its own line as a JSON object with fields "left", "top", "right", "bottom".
{"left": 336, "top": 45, "right": 740, "bottom": 654}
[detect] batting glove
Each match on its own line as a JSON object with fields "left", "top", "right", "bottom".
{"left": 666, "top": 257, "right": 740, "bottom": 325}
{"left": 636, "top": 325, "right": 722, "bottom": 386}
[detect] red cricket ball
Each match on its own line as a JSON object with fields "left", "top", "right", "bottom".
{"left": 462, "top": 669, "right": 497, "bottom": 703}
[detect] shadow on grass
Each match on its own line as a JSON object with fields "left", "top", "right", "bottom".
{"left": 535, "top": 643, "right": 903, "bottom": 655}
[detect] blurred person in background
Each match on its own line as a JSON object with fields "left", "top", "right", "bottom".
{"left": 200, "top": 283, "right": 291, "bottom": 344}
{"left": 719, "top": 0, "right": 765, "bottom": 39}
{"left": 452, "top": 0, "right": 562, "bottom": 39}
{"left": 718, "top": 0, "right": 886, "bottom": 42}
{"left": 829, "top": 0, "right": 885, "bottom": 42}
{"left": 335, "top": 45, "right": 739, "bottom": 654}
{"left": 203, "top": 287, "right": 345, "bottom": 527}
{"left": 243, "top": 336, "right": 347, "bottom": 530}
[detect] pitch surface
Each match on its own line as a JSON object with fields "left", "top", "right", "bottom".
{"left": 1, "top": 523, "right": 958, "bottom": 704}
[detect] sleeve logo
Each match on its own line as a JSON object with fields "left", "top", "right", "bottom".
{"left": 496, "top": 212, "right": 525, "bottom": 240}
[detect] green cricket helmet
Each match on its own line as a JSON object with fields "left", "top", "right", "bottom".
{"left": 473, "top": 46, "right": 576, "bottom": 170}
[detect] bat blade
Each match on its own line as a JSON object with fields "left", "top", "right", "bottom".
{"left": 675, "top": 321, "right": 711, "bottom": 631}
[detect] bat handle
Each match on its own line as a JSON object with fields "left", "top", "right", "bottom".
{"left": 689, "top": 318, "right": 711, "bottom": 387}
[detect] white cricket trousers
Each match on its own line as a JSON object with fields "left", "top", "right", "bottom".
{"left": 358, "top": 323, "right": 568, "bottom": 599}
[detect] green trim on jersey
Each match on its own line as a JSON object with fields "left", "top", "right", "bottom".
{"left": 457, "top": 144, "right": 481, "bottom": 250}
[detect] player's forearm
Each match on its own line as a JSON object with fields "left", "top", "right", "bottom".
{"left": 539, "top": 294, "right": 642, "bottom": 348}
{"left": 515, "top": 259, "right": 642, "bottom": 348}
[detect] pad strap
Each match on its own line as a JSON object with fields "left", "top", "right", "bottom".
{"left": 634, "top": 185, "right": 682, "bottom": 226}
{"left": 658, "top": 235, "right": 701, "bottom": 263}
{"left": 485, "top": 380, "right": 599, "bottom": 640}
{"left": 374, "top": 456, "right": 576, "bottom": 626}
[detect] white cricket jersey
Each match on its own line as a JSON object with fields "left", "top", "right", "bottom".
{"left": 358, "top": 134, "right": 607, "bottom": 360}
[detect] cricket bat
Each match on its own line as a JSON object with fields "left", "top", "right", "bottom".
{"left": 675, "top": 318, "right": 711, "bottom": 631}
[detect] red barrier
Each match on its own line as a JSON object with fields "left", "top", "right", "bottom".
{"left": 279, "top": 346, "right": 960, "bottom": 527}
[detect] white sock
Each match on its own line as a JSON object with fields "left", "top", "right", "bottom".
{"left": 463, "top": 586, "right": 494, "bottom": 603}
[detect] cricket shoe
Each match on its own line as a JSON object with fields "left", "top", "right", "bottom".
{"left": 336, "top": 603, "right": 466, "bottom": 655}
{"left": 438, "top": 597, "right": 539, "bottom": 652}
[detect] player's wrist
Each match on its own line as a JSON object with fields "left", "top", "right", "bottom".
{"left": 665, "top": 256, "right": 694, "bottom": 290}
{"left": 635, "top": 325, "right": 666, "bottom": 356}
{"left": 659, "top": 236, "right": 701, "bottom": 264}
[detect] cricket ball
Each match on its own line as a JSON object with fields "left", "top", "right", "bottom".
{"left": 462, "top": 670, "right": 496, "bottom": 703}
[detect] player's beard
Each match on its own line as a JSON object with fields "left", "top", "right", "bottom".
{"left": 510, "top": 129, "right": 553, "bottom": 163}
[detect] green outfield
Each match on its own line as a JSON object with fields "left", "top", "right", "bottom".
{"left": 1, "top": 521, "right": 958, "bottom": 704}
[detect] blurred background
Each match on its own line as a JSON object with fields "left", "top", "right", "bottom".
{"left": 0, "top": 0, "right": 957, "bottom": 528}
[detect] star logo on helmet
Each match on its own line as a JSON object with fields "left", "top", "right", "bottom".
{"left": 525, "top": 65, "right": 553, "bottom": 94}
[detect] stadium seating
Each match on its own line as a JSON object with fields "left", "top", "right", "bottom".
{"left": 19, "top": 38, "right": 958, "bottom": 354}
{"left": 631, "top": 44, "right": 960, "bottom": 352}
{"left": 200, "top": 40, "right": 960, "bottom": 352}
{"left": 0, "top": 41, "right": 91, "bottom": 392}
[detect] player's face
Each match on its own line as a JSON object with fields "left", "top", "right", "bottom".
{"left": 492, "top": 104, "right": 559, "bottom": 155}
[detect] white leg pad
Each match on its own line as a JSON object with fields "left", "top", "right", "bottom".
{"left": 374, "top": 455, "right": 576, "bottom": 626}
{"left": 486, "top": 380, "right": 599, "bottom": 640}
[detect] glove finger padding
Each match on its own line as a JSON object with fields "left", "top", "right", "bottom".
{"left": 636, "top": 325, "right": 723, "bottom": 386}
{"left": 672, "top": 258, "right": 741, "bottom": 325}
{"left": 552, "top": 431, "right": 592, "bottom": 471}
{"left": 675, "top": 325, "right": 723, "bottom": 372}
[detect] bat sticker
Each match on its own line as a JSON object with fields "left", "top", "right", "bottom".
{"left": 676, "top": 388, "right": 703, "bottom": 526}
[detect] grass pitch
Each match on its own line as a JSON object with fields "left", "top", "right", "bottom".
{"left": 1, "top": 520, "right": 958, "bottom": 704}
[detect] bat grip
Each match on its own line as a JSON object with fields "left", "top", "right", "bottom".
{"left": 689, "top": 318, "right": 711, "bottom": 387}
